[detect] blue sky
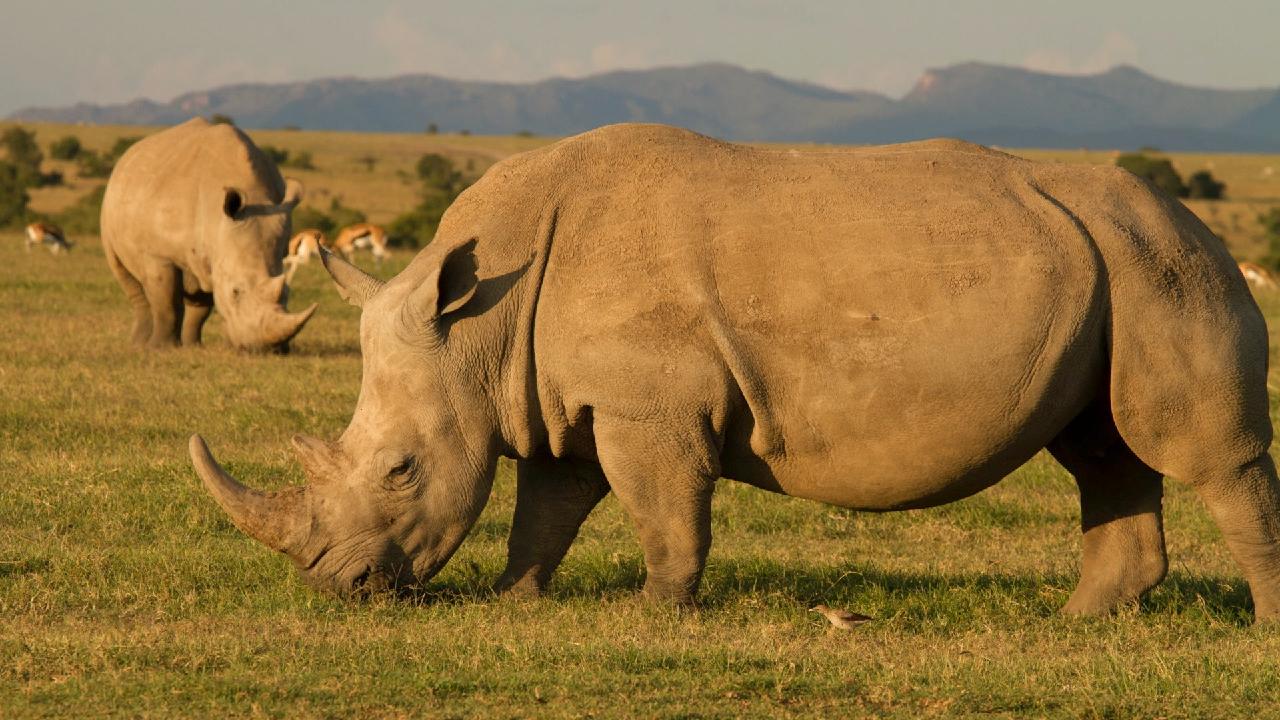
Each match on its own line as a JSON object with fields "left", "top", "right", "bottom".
{"left": 1, "top": 0, "right": 1276, "bottom": 115}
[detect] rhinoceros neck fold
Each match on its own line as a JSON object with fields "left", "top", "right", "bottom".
{"left": 496, "top": 205, "right": 560, "bottom": 459}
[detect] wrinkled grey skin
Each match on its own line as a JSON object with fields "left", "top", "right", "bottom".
{"left": 102, "top": 118, "right": 315, "bottom": 351}
{"left": 192, "top": 124, "right": 1280, "bottom": 620}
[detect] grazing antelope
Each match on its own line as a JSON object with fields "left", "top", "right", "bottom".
{"left": 25, "top": 221, "right": 71, "bottom": 254}
{"left": 284, "top": 229, "right": 326, "bottom": 281}
{"left": 1239, "top": 261, "right": 1277, "bottom": 290}
{"left": 332, "top": 222, "right": 388, "bottom": 266}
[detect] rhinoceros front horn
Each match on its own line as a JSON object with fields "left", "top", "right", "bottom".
{"left": 261, "top": 303, "right": 318, "bottom": 347}
{"left": 189, "top": 434, "right": 307, "bottom": 555}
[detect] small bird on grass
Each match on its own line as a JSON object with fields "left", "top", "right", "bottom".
{"left": 810, "top": 604, "right": 873, "bottom": 630}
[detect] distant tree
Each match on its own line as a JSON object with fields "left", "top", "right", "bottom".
{"left": 291, "top": 198, "right": 366, "bottom": 236}
{"left": 283, "top": 151, "right": 315, "bottom": 170}
{"left": 389, "top": 153, "right": 473, "bottom": 248}
{"left": 0, "top": 161, "right": 30, "bottom": 228}
{"left": 49, "top": 135, "right": 82, "bottom": 160}
{"left": 107, "top": 136, "right": 140, "bottom": 161}
{"left": 76, "top": 150, "right": 114, "bottom": 178}
{"left": 1, "top": 126, "right": 47, "bottom": 188}
{"left": 459, "top": 129, "right": 471, "bottom": 136}
{"left": 55, "top": 185, "right": 106, "bottom": 234}
{"left": 279, "top": 125, "right": 302, "bottom": 131}
{"left": 1262, "top": 207, "right": 1280, "bottom": 238}
{"left": 1258, "top": 207, "right": 1280, "bottom": 272}
{"left": 515, "top": 130, "right": 534, "bottom": 138}
{"left": 425, "top": 123, "right": 438, "bottom": 134}
{"left": 259, "top": 145, "right": 290, "bottom": 166}
{"left": 1116, "top": 153, "right": 1187, "bottom": 198}
{"left": 209, "top": 113, "right": 235, "bottom": 125}
{"left": 415, "top": 153, "right": 462, "bottom": 193}
{"left": 1186, "top": 170, "right": 1226, "bottom": 200}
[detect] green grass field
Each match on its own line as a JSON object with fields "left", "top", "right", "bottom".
{"left": 4, "top": 125, "right": 1280, "bottom": 717}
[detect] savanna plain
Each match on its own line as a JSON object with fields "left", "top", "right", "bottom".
{"left": 4, "top": 123, "right": 1280, "bottom": 718}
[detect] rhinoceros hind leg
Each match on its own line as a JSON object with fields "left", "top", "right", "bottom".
{"left": 594, "top": 416, "right": 717, "bottom": 605}
{"left": 104, "top": 242, "right": 153, "bottom": 345}
{"left": 1107, "top": 292, "right": 1280, "bottom": 619}
{"left": 1182, "top": 456, "right": 1280, "bottom": 620}
{"left": 1048, "top": 402, "right": 1167, "bottom": 616}
{"left": 496, "top": 458, "right": 610, "bottom": 596}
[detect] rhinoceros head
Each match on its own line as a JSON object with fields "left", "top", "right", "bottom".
{"left": 191, "top": 239, "right": 493, "bottom": 595}
{"left": 212, "top": 178, "right": 316, "bottom": 352}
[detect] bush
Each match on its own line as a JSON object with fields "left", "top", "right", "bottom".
{"left": 283, "top": 151, "right": 314, "bottom": 170}
{"left": 209, "top": 113, "right": 235, "bottom": 125}
{"left": 416, "top": 153, "right": 463, "bottom": 193}
{"left": 1258, "top": 208, "right": 1280, "bottom": 272}
{"left": 388, "top": 153, "right": 472, "bottom": 248}
{"left": 292, "top": 205, "right": 334, "bottom": 235}
{"left": 291, "top": 198, "right": 366, "bottom": 237}
{"left": 1186, "top": 170, "right": 1226, "bottom": 200}
{"left": 107, "top": 136, "right": 140, "bottom": 161}
{"left": 259, "top": 145, "right": 289, "bottom": 166}
{"left": 76, "top": 150, "right": 114, "bottom": 178}
{"left": 49, "top": 135, "right": 82, "bottom": 160}
{"left": 0, "top": 161, "right": 30, "bottom": 228}
{"left": 54, "top": 185, "right": 106, "bottom": 234}
{"left": 1, "top": 126, "right": 53, "bottom": 188}
{"left": 388, "top": 194, "right": 455, "bottom": 249}
{"left": 1116, "top": 153, "right": 1186, "bottom": 198}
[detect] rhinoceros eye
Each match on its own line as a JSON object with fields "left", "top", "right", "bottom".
{"left": 382, "top": 455, "right": 417, "bottom": 490}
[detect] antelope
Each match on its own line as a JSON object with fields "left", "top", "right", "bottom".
{"left": 332, "top": 222, "right": 388, "bottom": 266}
{"left": 1239, "top": 261, "right": 1277, "bottom": 290}
{"left": 284, "top": 229, "right": 326, "bottom": 281}
{"left": 25, "top": 221, "right": 71, "bottom": 254}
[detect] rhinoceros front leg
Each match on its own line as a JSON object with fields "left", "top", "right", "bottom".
{"left": 180, "top": 273, "right": 213, "bottom": 346}
{"left": 495, "top": 458, "right": 610, "bottom": 596}
{"left": 1049, "top": 408, "right": 1168, "bottom": 616}
{"left": 140, "top": 260, "right": 183, "bottom": 348}
{"left": 594, "top": 416, "right": 718, "bottom": 605}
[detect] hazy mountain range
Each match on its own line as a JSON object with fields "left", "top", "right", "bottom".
{"left": 11, "top": 62, "right": 1280, "bottom": 151}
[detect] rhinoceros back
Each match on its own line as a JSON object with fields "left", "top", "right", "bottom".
{"left": 528, "top": 126, "right": 1107, "bottom": 509}
{"left": 101, "top": 118, "right": 288, "bottom": 260}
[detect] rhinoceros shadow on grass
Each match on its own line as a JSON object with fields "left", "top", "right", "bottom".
{"left": 381, "top": 557, "right": 1253, "bottom": 626}
{"left": 189, "top": 123, "right": 1280, "bottom": 622}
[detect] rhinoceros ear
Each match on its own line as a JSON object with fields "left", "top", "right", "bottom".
{"left": 282, "top": 178, "right": 304, "bottom": 210}
{"left": 406, "top": 238, "right": 479, "bottom": 325}
{"left": 223, "top": 187, "right": 245, "bottom": 220}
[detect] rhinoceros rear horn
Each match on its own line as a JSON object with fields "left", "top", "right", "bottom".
{"left": 189, "top": 434, "right": 308, "bottom": 555}
{"left": 256, "top": 274, "right": 288, "bottom": 304}
{"left": 320, "top": 246, "right": 384, "bottom": 308}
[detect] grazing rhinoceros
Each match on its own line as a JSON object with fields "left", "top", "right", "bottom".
{"left": 190, "top": 124, "right": 1280, "bottom": 619}
{"left": 101, "top": 118, "right": 316, "bottom": 350}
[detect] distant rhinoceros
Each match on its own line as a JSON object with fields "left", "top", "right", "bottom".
{"left": 102, "top": 118, "right": 315, "bottom": 350}
{"left": 191, "top": 124, "right": 1280, "bottom": 619}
